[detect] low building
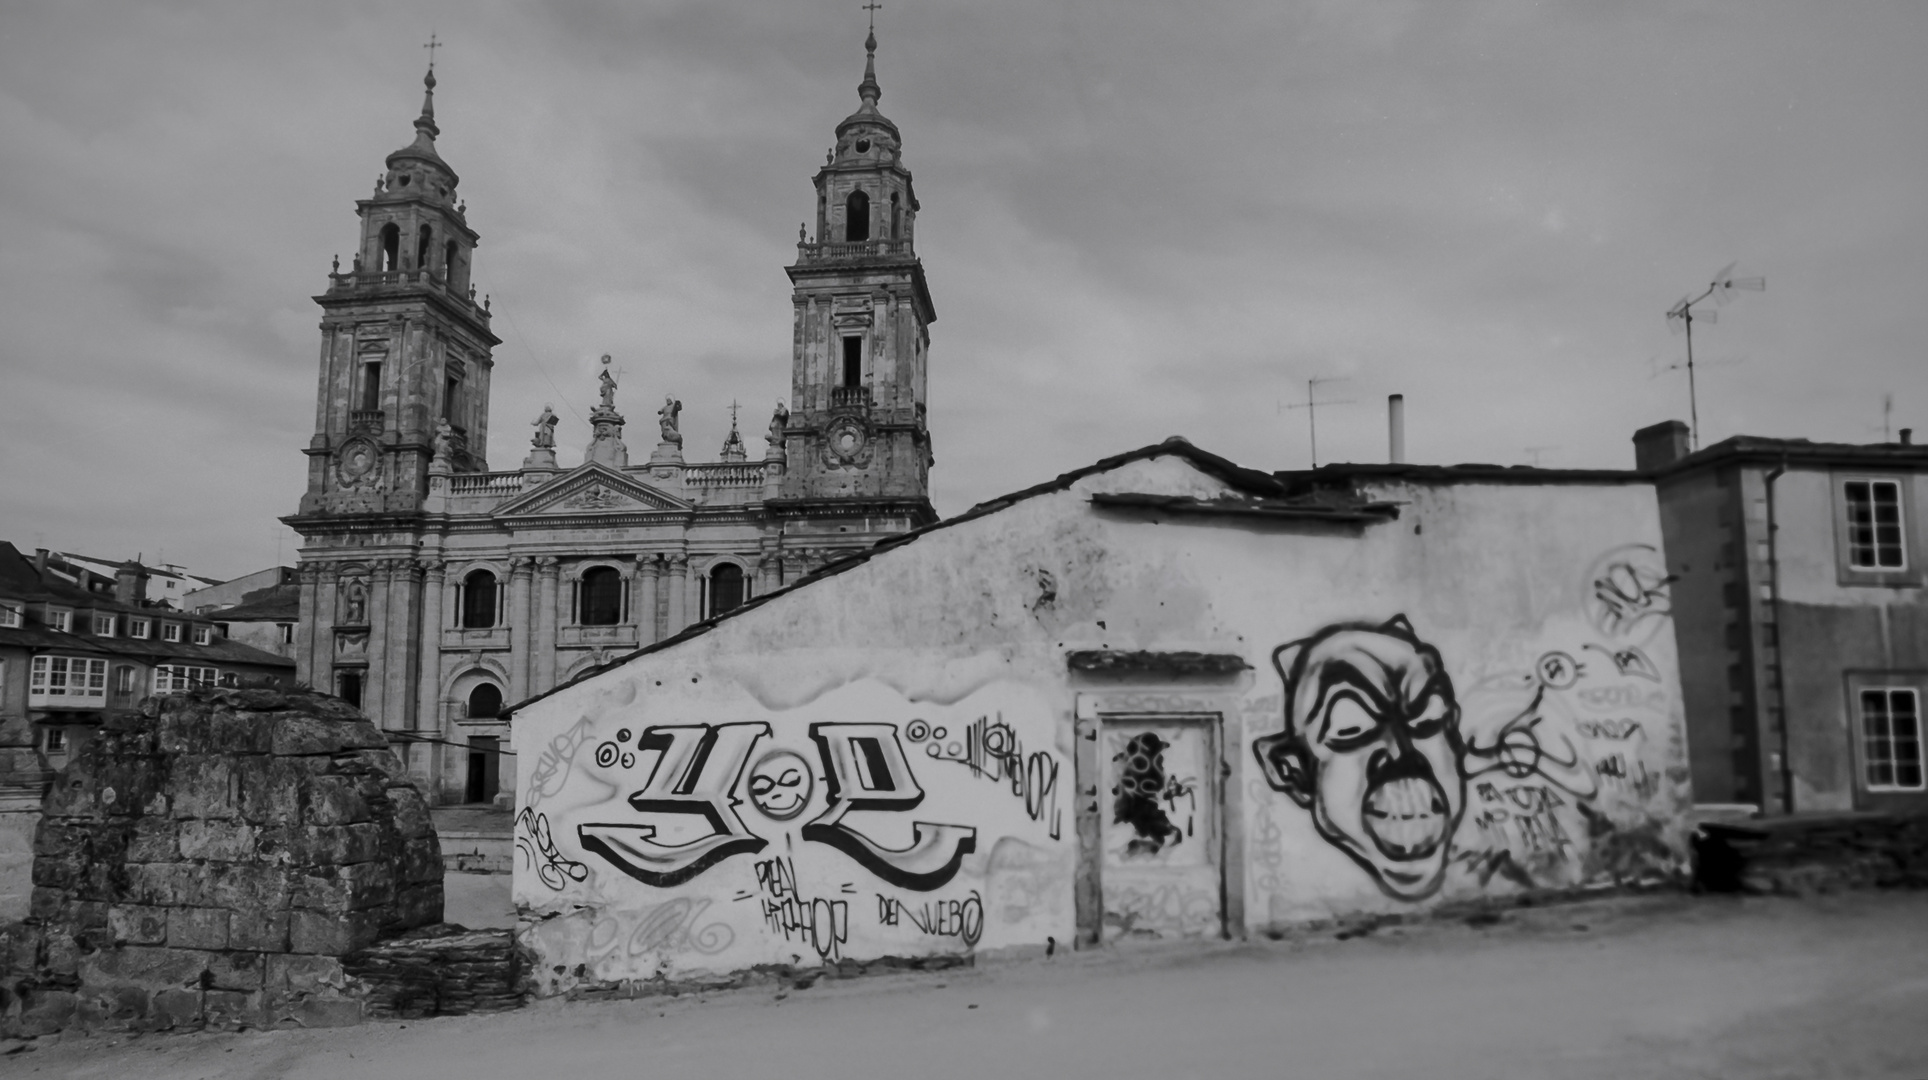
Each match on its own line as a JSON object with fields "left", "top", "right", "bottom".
{"left": 1639, "top": 422, "right": 1928, "bottom": 815}
{"left": 206, "top": 581, "right": 301, "bottom": 662}
{"left": 182, "top": 566, "right": 297, "bottom": 614}
{"left": 505, "top": 439, "right": 1692, "bottom": 990}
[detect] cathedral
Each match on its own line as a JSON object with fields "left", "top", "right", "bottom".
{"left": 285, "top": 31, "right": 938, "bottom": 805}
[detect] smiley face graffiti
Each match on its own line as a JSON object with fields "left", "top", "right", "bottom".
{"left": 747, "top": 749, "right": 814, "bottom": 821}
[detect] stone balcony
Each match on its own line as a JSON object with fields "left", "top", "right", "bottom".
{"left": 793, "top": 238, "right": 915, "bottom": 264}
{"left": 325, "top": 266, "right": 492, "bottom": 322}
{"left": 558, "top": 625, "right": 637, "bottom": 648}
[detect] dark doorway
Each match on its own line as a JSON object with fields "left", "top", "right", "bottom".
{"left": 466, "top": 736, "right": 500, "bottom": 803}
{"left": 842, "top": 337, "right": 863, "bottom": 387}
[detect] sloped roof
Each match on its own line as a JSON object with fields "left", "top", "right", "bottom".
{"left": 210, "top": 583, "right": 301, "bottom": 622}
{"left": 502, "top": 437, "right": 1374, "bottom": 718}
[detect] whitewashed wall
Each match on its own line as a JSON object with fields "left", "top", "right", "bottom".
{"left": 513, "top": 452, "right": 1692, "bottom": 992}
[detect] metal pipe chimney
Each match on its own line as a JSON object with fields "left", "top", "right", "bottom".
{"left": 1388, "top": 394, "right": 1406, "bottom": 464}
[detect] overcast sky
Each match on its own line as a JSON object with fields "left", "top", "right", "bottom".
{"left": 1, "top": 1, "right": 1923, "bottom": 579}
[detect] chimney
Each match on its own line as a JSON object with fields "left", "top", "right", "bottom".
{"left": 115, "top": 561, "right": 150, "bottom": 606}
{"left": 1388, "top": 394, "right": 1406, "bottom": 464}
{"left": 1902, "top": 428, "right": 1914, "bottom": 446}
{"left": 33, "top": 548, "right": 49, "bottom": 579}
{"left": 1633, "top": 420, "right": 1691, "bottom": 472}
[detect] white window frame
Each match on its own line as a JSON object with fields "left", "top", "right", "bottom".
{"left": 1844, "top": 478, "right": 1908, "bottom": 571}
{"left": 192, "top": 625, "right": 212, "bottom": 645}
{"left": 43, "top": 726, "right": 67, "bottom": 753}
{"left": 161, "top": 622, "right": 182, "bottom": 643}
{"left": 1858, "top": 686, "right": 1925, "bottom": 792}
{"left": 0, "top": 602, "right": 21, "bottom": 629}
{"left": 129, "top": 617, "right": 151, "bottom": 640}
{"left": 93, "top": 614, "right": 116, "bottom": 637}
{"left": 29, "top": 655, "right": 108, "bottom": 707}
{"left": 114, "top": 665, "right": 137, "bottom": 694}
{"left": 48, "top": 608, "right": 72, "bottom": 633}
{"left": 152, "top": 664, "right": 219, "bottom": 693}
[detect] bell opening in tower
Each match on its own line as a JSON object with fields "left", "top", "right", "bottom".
{"left": 380, "top": 223, "right": 400, "bottom": 272}
{"left": 845, "top": 189, "right": 870, "bottom": 242}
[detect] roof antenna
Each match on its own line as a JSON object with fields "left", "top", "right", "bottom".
{"left": 1664, "top": 262, "right": 1765, "bottom": 451}
{"left": 1281, "top": 376, "right": 1353, "bottom": 468}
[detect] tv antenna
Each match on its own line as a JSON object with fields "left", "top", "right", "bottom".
{"left": 1280, "top": 376, "right": 1353, "bottom": 467}
{"left": 1664, "top": 262, "right": 1765, "bottom": 450}
{"left": 1523, "top": 445, "right": 1558, "bottom": 467}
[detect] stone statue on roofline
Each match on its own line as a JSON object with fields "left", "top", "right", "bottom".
{"left": 531, "top": 404, "right": 558, "bottom": 449}
{"left": 659, "top": 396, "right": 683, "bottom": 446}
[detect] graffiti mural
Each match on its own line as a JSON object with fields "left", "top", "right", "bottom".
{"left": 518, "top": 680, "right": 1070, "bottom": 984}
{"left": 1252, "top": 615, "right": 1467, "bottom": 900}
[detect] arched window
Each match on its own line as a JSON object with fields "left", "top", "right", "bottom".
{"left": 467, "top": 682, "right": 502, "bottom": 719}
{"left": 579, "top": 566, "right": 624, "bottom": 626}
{"left": 844, "top": 190, "right": 870, "bottom": 242}
{"left": 460, "top": 569, "right": 497, "bottom": 629}
{"left": 891, "top": 192, "right": 901, "bottom": 239}
{"left": 708, "top": 563, "right": 746, "bottom": 619}
{"left": 380, "top": 224, "right": 400, "bottom": 272}
{"left": 415, "top": 225, "right": 433, "bottom": 270}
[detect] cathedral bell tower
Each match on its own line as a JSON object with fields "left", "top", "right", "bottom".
{"left": 777, "top": 29, "right": 937, "bottom": 524}
{"left": 296, "top": 67, "right": 500, "bottom": 517}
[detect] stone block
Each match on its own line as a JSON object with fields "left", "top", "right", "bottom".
{"left": 127, "top": 818, "right": 180, "bottom": 862}
{"left": 108, "top": 905, "right": 168, "bottom": 946}
{"left": 79, "top": 946, "right": 207, "bottom": 990}
{"left": 127, "top": 863, "right": 216, "bottom": 907}
{"left": 306, "top": 775, "right": 373, "bottom": 826}
{"left": 203, "top": 988, "right": 265, "bottom": 1029}
{"left": 266, "top": 951, "right": 345, "bottom": 992}
{"left": 388, "top": 784, "right": 434, "bottom": 840}
{"left": 33, "top": 820, "right": 80, "bottom": 858}
{"left": 42, "top": 774, "right": 103, "bottom": 819}
{"left": 296, "top": 823, "right": 386, "bottom": 867}
{"left": 289, "top": 909, "right": 380, "bottom": 955}
{"left": 204, "top": 951, "right": 264, "bottom": 991}
{"left": 167, "top": 907, "right": 230, "bottom": 950}
{"left": 29, "top": 885, "right": 64, "bottom": 920}
{"left": 271, "top": 716, "right": 386, "bottom": 757}
{"left": 212, "top": 710, "right": 278, "bottom": 754}
{"left": 399, "top": 837, "right": 444, "bottom": 885}
{"left": 158, "top": 707, "right": 211, "bottom": 754}
{"left": 180, "top": 820, "right": 260, "bottom": 862}
{"left": 229, "top": 910, "right": 291, "bottom": 953}
{"left": 15, "top": 988, "right": 78, "bottom": 1037}
{"left": 386, "top": 882, "right": 444, "bottom": 931}
{"left": 238, "top": 758, "right": 314, "bottom": 827}
{"left": 31, "top": 851, "right": 82, "bottom": 891}
{"left": 150, "top": 987, "right": 203, "bottom": 1029}
{"left": 170, "top": 756, "right": 235, "bottom": 820}
{"left": 210, "top": 864, "right": 294, "bottom": 912}
{"left": 83, "top": 983, "right": 151, "bottom": 1026}
{"left": 42, "top": 931, "right": 82, "bottom": 977}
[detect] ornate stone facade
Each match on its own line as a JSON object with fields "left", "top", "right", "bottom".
{"left": 285, "top": 39, "right": 938, "bottom": 805}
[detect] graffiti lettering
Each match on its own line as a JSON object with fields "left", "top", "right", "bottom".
{"left": 802, "top": 722, "right": 977, "bottom": 891}
{"left": 753, "top": 857, "right": 849, "bottom": 962}
{"left": 1463, "top": 686, "right": 1597, "bottom": 800}
{"left": 1582, "top": 643, "right": 1662, "bottom": 682}
{"left": 1103, "top": 883, "right": 1220, "bottom": 937}
{"left": 525, "top": 716, "right": 594, "bottom": 807}
{"left": 1594, "top": 753, "right": 1659, "bottom": 800}
{"left": 1575, "top": 684, "right": 1669, "bottom": 711}
{"left": 1534, "top": 651, "right": 1583, "bottom": 690}
{"left": 587, "top": 898, "right": 735, "bottom": 960}
{"left": 918, "top": 713, "right": 1063, "bottom": 840}
{"left": 516, "top": 808, "right": 589, "bottom": 891}
{"left": 579, "top": 722, "right": 771, "bottom": 887}
{"left": 1584, "top": 545, "right": 1675, "bottom": 641}
{"left": 1575, "top": 719, "right": 1643, "bottom": 741}
{"left": 877, "top": 891, "right": 984, "bottom": 946}
{"left": 1471, "top": 783, "right": 1573, "bottom": 870}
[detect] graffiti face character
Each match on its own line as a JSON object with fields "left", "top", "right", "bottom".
{"left": 747, "top": 749, "right": 814, "bottom": 821}
{"left": 1253, "top": 615, "right": 1466, "bottom": 900}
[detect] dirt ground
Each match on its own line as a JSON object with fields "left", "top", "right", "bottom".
{"left": 7, "top": 890, "right": 1927, "bottom": 1080}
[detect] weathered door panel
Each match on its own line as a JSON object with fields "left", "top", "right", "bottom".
{"left": 1098, "top": 717, "right": 1223, "bottom": 940}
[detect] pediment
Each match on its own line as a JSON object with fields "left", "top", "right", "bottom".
{"left": 492, "top": 463, "right": 690, "bottom": 518}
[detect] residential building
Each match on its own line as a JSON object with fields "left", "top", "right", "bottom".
{"left": 44, "top": 550, "right": 219, "bottom": 612}
{"left": 0, "top": 542, "right": 296, "bottom": 917}
{"left": 182, "top": 566, "right": 297, "bottom": 614}
{"left": 1639, "top": 421, "right": 1928, "bottom": 814}
{"left": 505, "top": 439, "right": 1692, "bottom": 988}
{"left": 285, "top": 33, "right": 938, "bottom": 807}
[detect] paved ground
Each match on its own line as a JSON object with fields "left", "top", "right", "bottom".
{"left": 8, "top": 891, "right": 1927, "bottom": 1079}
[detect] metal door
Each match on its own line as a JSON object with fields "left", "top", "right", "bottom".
{"left": 1099, "top": 716, "right": 1223, "bottom": 940}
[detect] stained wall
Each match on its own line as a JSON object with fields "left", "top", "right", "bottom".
{"left": 511, "top": 451, "right": 1693, "bottom": 991}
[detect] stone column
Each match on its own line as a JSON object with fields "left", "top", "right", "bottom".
{"left": 507, "top": 557, "right": 533, "bottom": 700}
{"left": 757, "top": 548, "right": 780, "bottom": 597}
{"left": 664, "top": 554, "right": 689, "bottom": 636}
{"left": 415, "top": 558, "right": 446, "bottom": 789}
{"left": 295, "top": 565, "right": 319, "bottom": 687}
{"left": 635, "top": 556, "right": 661, "bottom": 645}
{"left": 364, "top": 560, "right": 392, "bottom": 722}
{"left": 313, "top": 565, "right": 340, "bottom": 690}
{"left": 535, "top": 557, "right": 560, "bottom": 693}
{"left": 385, "top": 560, "right": 422, "bottom": 733}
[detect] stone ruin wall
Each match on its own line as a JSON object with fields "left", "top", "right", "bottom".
{"left": 0, "top": 688, "right": 450, "bottom": 1035}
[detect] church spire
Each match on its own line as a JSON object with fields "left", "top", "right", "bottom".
{"left": 857, "top": 26, "right": 881, "bottom": 110}
{"left": 415, "top": 67, "right": 440, "bottom": 140}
